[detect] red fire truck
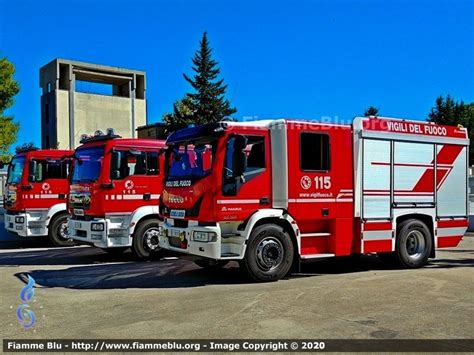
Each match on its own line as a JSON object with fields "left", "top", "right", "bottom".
{"left": 67, "top": 130, "right": 166, "bottom": 259}
{"left": 158, "top": 117, "right": 469, "bottom": 281}
{"left": 2, "top": 145, "right": 73, "bottom": 246}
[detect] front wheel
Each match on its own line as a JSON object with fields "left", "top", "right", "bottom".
{"left": 48, "top": 214, "right": 75, "bottom": 247}
{"left": 132, "top": 218, "right": 162, "bottom": 260}
{"left": 394, "top": 219, "right": 432, "bottom": 268}
{"left": 241, "top": 224, "right": 294, "bottom": 282}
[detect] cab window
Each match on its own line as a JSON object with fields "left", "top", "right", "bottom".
{"left": 111, "top": 150, "right": 159, "bottom": 180}
{"left": 300, "top": 133, "right": 330, "bottom": 171}
{"left": 223, "top": 135, "right": 266, "bottom": 196}
{"left": 30, "top": 159, "right": 70, "bottom": 182}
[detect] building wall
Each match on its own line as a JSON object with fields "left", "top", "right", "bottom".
{"left": 135, "top": 99, "right": 146, "bottom": 130}
{"left": 73, "top": 93, "right": 137, "bottom": 147}
{"left": 40, "top": 59, "right": 147, "bottom": 149}
{"left": 56, "top": 90, "right": 70, "bottom": 149}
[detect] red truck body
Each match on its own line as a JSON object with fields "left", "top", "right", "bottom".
{"left": 67, "top": 132, "right": 166, "bottom": 258}
{"left": 4, "top": 147, "right": 73, "bottom": 246}
{"left": 159, "top": 117, "right": 469, "bottom": 281}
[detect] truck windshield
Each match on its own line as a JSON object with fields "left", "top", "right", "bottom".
{"left": 166, "top": 142, "right": 214, "bottom": 179}
{"left": 72, "top": 146, "right": 104, "bottom": 184}
{"left": 6, "top": 155, "right": 26, "bottom": 184}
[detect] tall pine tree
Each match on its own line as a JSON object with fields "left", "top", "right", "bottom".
{"left": 0, "top": 56, "right": 20, "bottom": 163}
{"left": 363, "top": 106, "right": 379, "bottom": 116}
{"left": 167, "top": 32, "right": 236, "bottom": 127}
{"left": 428, "top": 95, "right": 474, "bottom": 165}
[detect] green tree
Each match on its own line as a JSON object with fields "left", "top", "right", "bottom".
{"left": 364, "top": 106, "right": 379, "bottom": 116}
{"left": 0, "top": 56, "right": 20, "bottom": 163}
{"left": 428, "top": 95, "right": 474, "bottom": 165}
{"left": 166, "top": 32, "right": 236, "bottom": 128}
{"left": 162, "top": 96, "right": 195, "bottom": 131}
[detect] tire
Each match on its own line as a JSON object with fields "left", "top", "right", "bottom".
{"left": 132, "top": 218, "right": 162, "bottom": 260}
{"left": 394, "top": 219, "right": 432, "bottom": 268}
{"left": 241, "top": 224, "right": 294, "bottom": 282}
{"left": 101, "top": 247, "right": 128, "bottom": 255}
{"left": 48, "top": 214, "right": 75, "bottom": 247}
{"left": 194, "top": 259, "right": 229, "bottom": 269}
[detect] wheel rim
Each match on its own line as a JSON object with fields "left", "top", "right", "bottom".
{"left": 256, "top": 237, "right": 284, "bottom": 271}
{"left": 143, "top": 227, "right": 160, "bottom": 252}
{"left": 405, "top": 230, "right": 426, "bottom": 260}
{"left": 57, "top": 221, "right": 71, "bottom": 241}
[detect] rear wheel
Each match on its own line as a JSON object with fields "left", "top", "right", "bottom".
{"left": 48, "top": 214, "right": 74, "bottom": 247}
{"left": 241, "top": 224, "right": 294, "bottom": 282}
{"left": 395, "top": 219, "right": 432, "bottom": 268}
{"left": 132, "top": 218, "right": 162, "bottom": 260}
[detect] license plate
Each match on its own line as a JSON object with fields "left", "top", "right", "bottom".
{"left": 74, "top": 222, "right": 82, "bottom": 229}
{"left": 169, "top": 229, "right": 180, "bottom": 237}
{"left": 74, "top": 209, "right": 84, "bottom": 216}
{"left": 170, "top": 209, "right": 185, "bottom": 219}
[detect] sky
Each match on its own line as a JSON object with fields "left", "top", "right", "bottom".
{"left": 0, "top": 0, "right": 473, "bottom": 147}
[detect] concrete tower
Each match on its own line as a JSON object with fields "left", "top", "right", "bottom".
{"left": 40, "top": 58, "right": 147, "bottom": 149}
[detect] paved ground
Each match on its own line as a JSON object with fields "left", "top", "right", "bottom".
{"left": 0, "top": 212, "right": 473, "bottom": 341}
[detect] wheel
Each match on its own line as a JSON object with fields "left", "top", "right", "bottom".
{"left": 394, "top": 219, "right": 432, "bottom": 268}
{"left": 241, "top": 224, "right": 294, "bottom": 282}
{"left": 132, "top": 218, "right": 162, "bottom": 260}
{"left": 101, "top": 247, "right": 128, "bottom": 255}
{"left": 48, "top": 214, "right": 75, "bottom": 247}
{"left": 194, "top": 259, "right": 229, "bottom": 269}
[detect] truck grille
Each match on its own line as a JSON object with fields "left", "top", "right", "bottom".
{"left": 69, "top": 193, "right": 91, "bottom": 209}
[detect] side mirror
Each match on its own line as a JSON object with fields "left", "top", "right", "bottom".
{"left": 233, "top": 155, "right": 247, "bottom": 177}
{"left": 111, "top": 151, "right": 121, "bottom": 171}
{"left": 232, "top": 135, "right": 247, "bottom": 177}
{"left": 28, "top": 160, "right": 37, "bottom": 182}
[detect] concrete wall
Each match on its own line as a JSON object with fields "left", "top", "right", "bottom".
{"left": 73, "top": 93, "right": 142, "bottom": 147}
{"left": 40, "top": 59, "right": 147, "bottom": 149}
{"left": 56, "top": 90, "right": 70, "bottom": 149}
{"left": 135, "top": 99, "right": 146, "bottom": 131}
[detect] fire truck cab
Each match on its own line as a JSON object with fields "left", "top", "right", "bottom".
{"left": 3, "top": 145, "right": 73, "bottom": 246}
{"left": 67, "top": 130, "right": 166, "bottom": 259}
{"left": 159, "top": 117, "right": 469, "bottom": 281}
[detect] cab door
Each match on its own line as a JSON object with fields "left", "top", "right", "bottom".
{"left": 108, "top": 147, "right": 160, "bottom": 213}
{"left": 287, "top": 127, "right": 339, "bottom": 256}
{"left": 216, "top": 129, "right": 272, "bottom": 222}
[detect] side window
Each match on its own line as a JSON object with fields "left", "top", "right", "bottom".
{"left": 300, "top": 133, "right": 330, "bottom": 171}
{"left": 222, "top": 134, "right": 266, "bottom": 196}
{"left": 224, "top": 135, "right": 266, "bottom": 178}
{"left": 113, "top": 150, "right": 158, "bottom": 179}
{"left": 245, "top": 136, "right": 266, "bottom": 172}
{"left": 31, "top": 159, "right": 69, "bottom": 182}
{"left": 146, "top": 152, "right": 159, "bottom": 175}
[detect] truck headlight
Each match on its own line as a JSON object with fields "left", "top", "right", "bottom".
{"left": 15, "top": 216, "right": 25, "bottom": 224}
{"left": 91, "top": 223, "right": 105, "bottom": 231}
{"left": 192, "top": 231, "right": 217, "bottom": 242}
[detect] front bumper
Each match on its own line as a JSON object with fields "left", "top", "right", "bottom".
{"left": 4, "top": 210, "right": 48, "bottom": 237}
{"left": 68, "top": 215, "right": 132, "bottom": 248}
{"left": 159, "top": 219, "right": 244, "bottom": 259}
